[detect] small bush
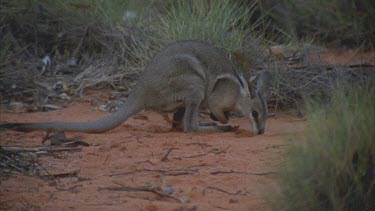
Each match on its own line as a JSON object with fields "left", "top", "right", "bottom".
{"left": 1, "top": 0, "right": 130, "bottom": 57}
{"left": 271, "top": 84, "right": 375, "bottom": 210}
{"left": 260, "top": 0, "right": 375, "bottom": 47}
{"left": 0, "top": 0, "right": 153, "bottom": 100}
{"left": 154, "top": 0, "right": 265, "bottom": 61}
{"left": 266, "top": 63, "right": 373, "bottom": 112}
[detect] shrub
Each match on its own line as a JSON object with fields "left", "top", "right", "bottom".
{"left": 0, "top": 0, "right": 151, "bottom": 100}
{"left": 154, "top": 0, "right": 265, "bottom": 57}
{"left": 260, "top": 0, "right": 375, "bottom": 47}
{"left": 272, "top": 84, "right": 375, "bottom": 210}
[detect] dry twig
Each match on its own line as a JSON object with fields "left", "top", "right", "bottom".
{"left": 161, "top": 147, "right": 178, "bottom": 161}
{"left": 206, "top": 186, "right": 246, "bottom": 196}
{"left": 110, "top": 168, "right": 199, "bottom": 177}
{"left": 98, "top": 185, "right": 181, "bottom": 203}
{"left": 175, "top": 145, "right": 231, "bottom": 159}
{"left": 210, "top": 169, "right": 277, "bottom": 176}
{"left": 40, "top": 168, "right": 80, "bottom": 178}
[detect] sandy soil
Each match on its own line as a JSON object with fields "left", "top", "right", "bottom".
{"left": 0, "top": 102, "right": 305, "bottom": 210}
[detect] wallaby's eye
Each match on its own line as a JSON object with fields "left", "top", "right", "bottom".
{"left": 252, "top": 111, "right": 259, "bottom": 119}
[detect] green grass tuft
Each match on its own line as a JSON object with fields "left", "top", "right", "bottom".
{"left": 154, "top": 0, "right": 264, "bottom": 52}
{"left": 271, "top": 84, "right": 375, "bottom": 210}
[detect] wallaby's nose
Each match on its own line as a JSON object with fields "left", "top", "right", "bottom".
{"left": 258, "top": 129, "right": 264, "bottom": 134}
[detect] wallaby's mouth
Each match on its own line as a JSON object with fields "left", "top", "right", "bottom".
{"left": 258, "top": 129, "right": 264, "bottom": 134}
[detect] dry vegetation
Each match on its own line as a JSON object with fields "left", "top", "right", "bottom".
{"left": 1, "top": 0, "right": 373, "bottom": 109}
{"left": 0, "top": 0, "right": 374, "bottom": 210}
{"left": 271, "top": 85, "right": 375, "bottom": 211}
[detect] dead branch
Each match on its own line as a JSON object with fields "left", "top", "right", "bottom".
{"left": 0, "top": 153, "right": 34, "bottom": 176}
{"left": 46, "top": 147, "right": 83, "bottom": 153}
{"left": 213, "top": 205, "right": 231, "bottom": 210}
{"left": 186, "top": 142, "right": 212, "bottom": 149}
{"left": 41, "top": 131, "right": 52, "bottom": 144}
{"left": 103, "top": 154, "right": 110, "bottom": 164}
{"left": 290, "top": 63, "right": 375, "bottom": 71}
{"left": 40, "top": 131, "right": 89, "bottom": 147}
{"left": 98, "top": 185, "right": 181, "bottom": 203}
{"left": 1, "top": 146, "right": 39, "bottom": 153}
{"left": 175, "top": 145, "right": 231, "bottom": 159}
{"left": 1, "top": 146, "right": 83, "bottom": 154}
{"left": 142, "top": 168, "right": 198, "bottom": 176}
{"left": 213, "top": 145, "right": 231, "bottom": 154}
{"left": 265, "top": 144, "right": 287, "bottom": 149}
{"left": 136, "top": 159, "right": 156, "bottom": 165}
{"left": 40, "top": 168, "right": 80, "bottom": 178}
{"left": 110, "top": 168, "right": 199, "bottom": 177}
{"left": 0, "top": 150, "right": 52, "bottom": 182}
{"left": 161, "top": 148, "right": 178, "bottom": 161}
{"left": 206, "top": 186, "right": 246, "bottom": 196}
{"left": 55, "top": 184, "right": 83, "bottom": 192}
{"left": 210, "top": 169, "right": 277, "bottom": 176}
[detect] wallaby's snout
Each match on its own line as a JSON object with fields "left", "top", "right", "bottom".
{"left": 258, "top": 129, "right": 265, "bottom": 134}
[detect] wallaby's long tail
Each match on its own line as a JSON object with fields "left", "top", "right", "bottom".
{"left": 0, "top": 96, "right": 144, "bottom": 134}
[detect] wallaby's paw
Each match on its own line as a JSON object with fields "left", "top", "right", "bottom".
{"left": 217, "top": 125, "right": 238, "bottom": 132}
{"left": 210, "top": 113, "right": 219, "bottom": 121}
{"left": 199, "top": 122, "right": 217, "bottom": 126}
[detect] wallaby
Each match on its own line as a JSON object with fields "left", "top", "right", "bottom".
{"left": 0, "top": 40, "right": 271, "bottom": 134}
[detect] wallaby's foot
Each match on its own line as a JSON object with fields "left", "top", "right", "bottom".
{"left": 198, "top": 122, "right": 217, "bottom": 126}
{"left": 209, "top": 109, "right": 229, "bottom": 124}
{"left": 173, "top": 108, "right": 224, "bottom": 128}
{"left": 195, "top": 124, "right": 235, "bottom": 132}
{"left": 217, "top": 125, "right": 236, "bottom": 132}
{"left": 172, "top": 121, "right": 218, "bottom": 130}
{"left": 210, "top": 111, "right": 230, "bottom": 122}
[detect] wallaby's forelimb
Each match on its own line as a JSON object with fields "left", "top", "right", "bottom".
{"left": 183, "top": 101, "right": 201, "bottom": 132}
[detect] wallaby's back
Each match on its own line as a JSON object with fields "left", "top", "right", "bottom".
{"left": 139, "top": 41, "right": 241, "bottom": 110}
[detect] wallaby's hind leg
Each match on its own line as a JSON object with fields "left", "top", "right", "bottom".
{"left": 172, "top": 108, "right": 185, "bottom": 128}
{"left": 197, "top": 122, "right": 234, "bottom": 132}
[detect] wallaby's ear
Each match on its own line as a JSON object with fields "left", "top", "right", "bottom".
{"left": 256, "top": 71, "right": 272, "bottom": 95}
{"left": 247, "top": 77, "right": 257, "bottom": 99}
{"left": 249, "top": 75, "right": 257, "bottom": 83}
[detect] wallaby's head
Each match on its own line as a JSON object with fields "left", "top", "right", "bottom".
{"left": 236, "top": 71, "right": 272, "bottom": 134}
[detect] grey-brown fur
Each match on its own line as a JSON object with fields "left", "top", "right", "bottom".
{"left": 1, "top": 41, "right": 271, "bottom": 134}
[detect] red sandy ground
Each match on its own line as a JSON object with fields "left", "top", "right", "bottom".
{"left": 0, "top": 102, "right": 305, "bottom": 210}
